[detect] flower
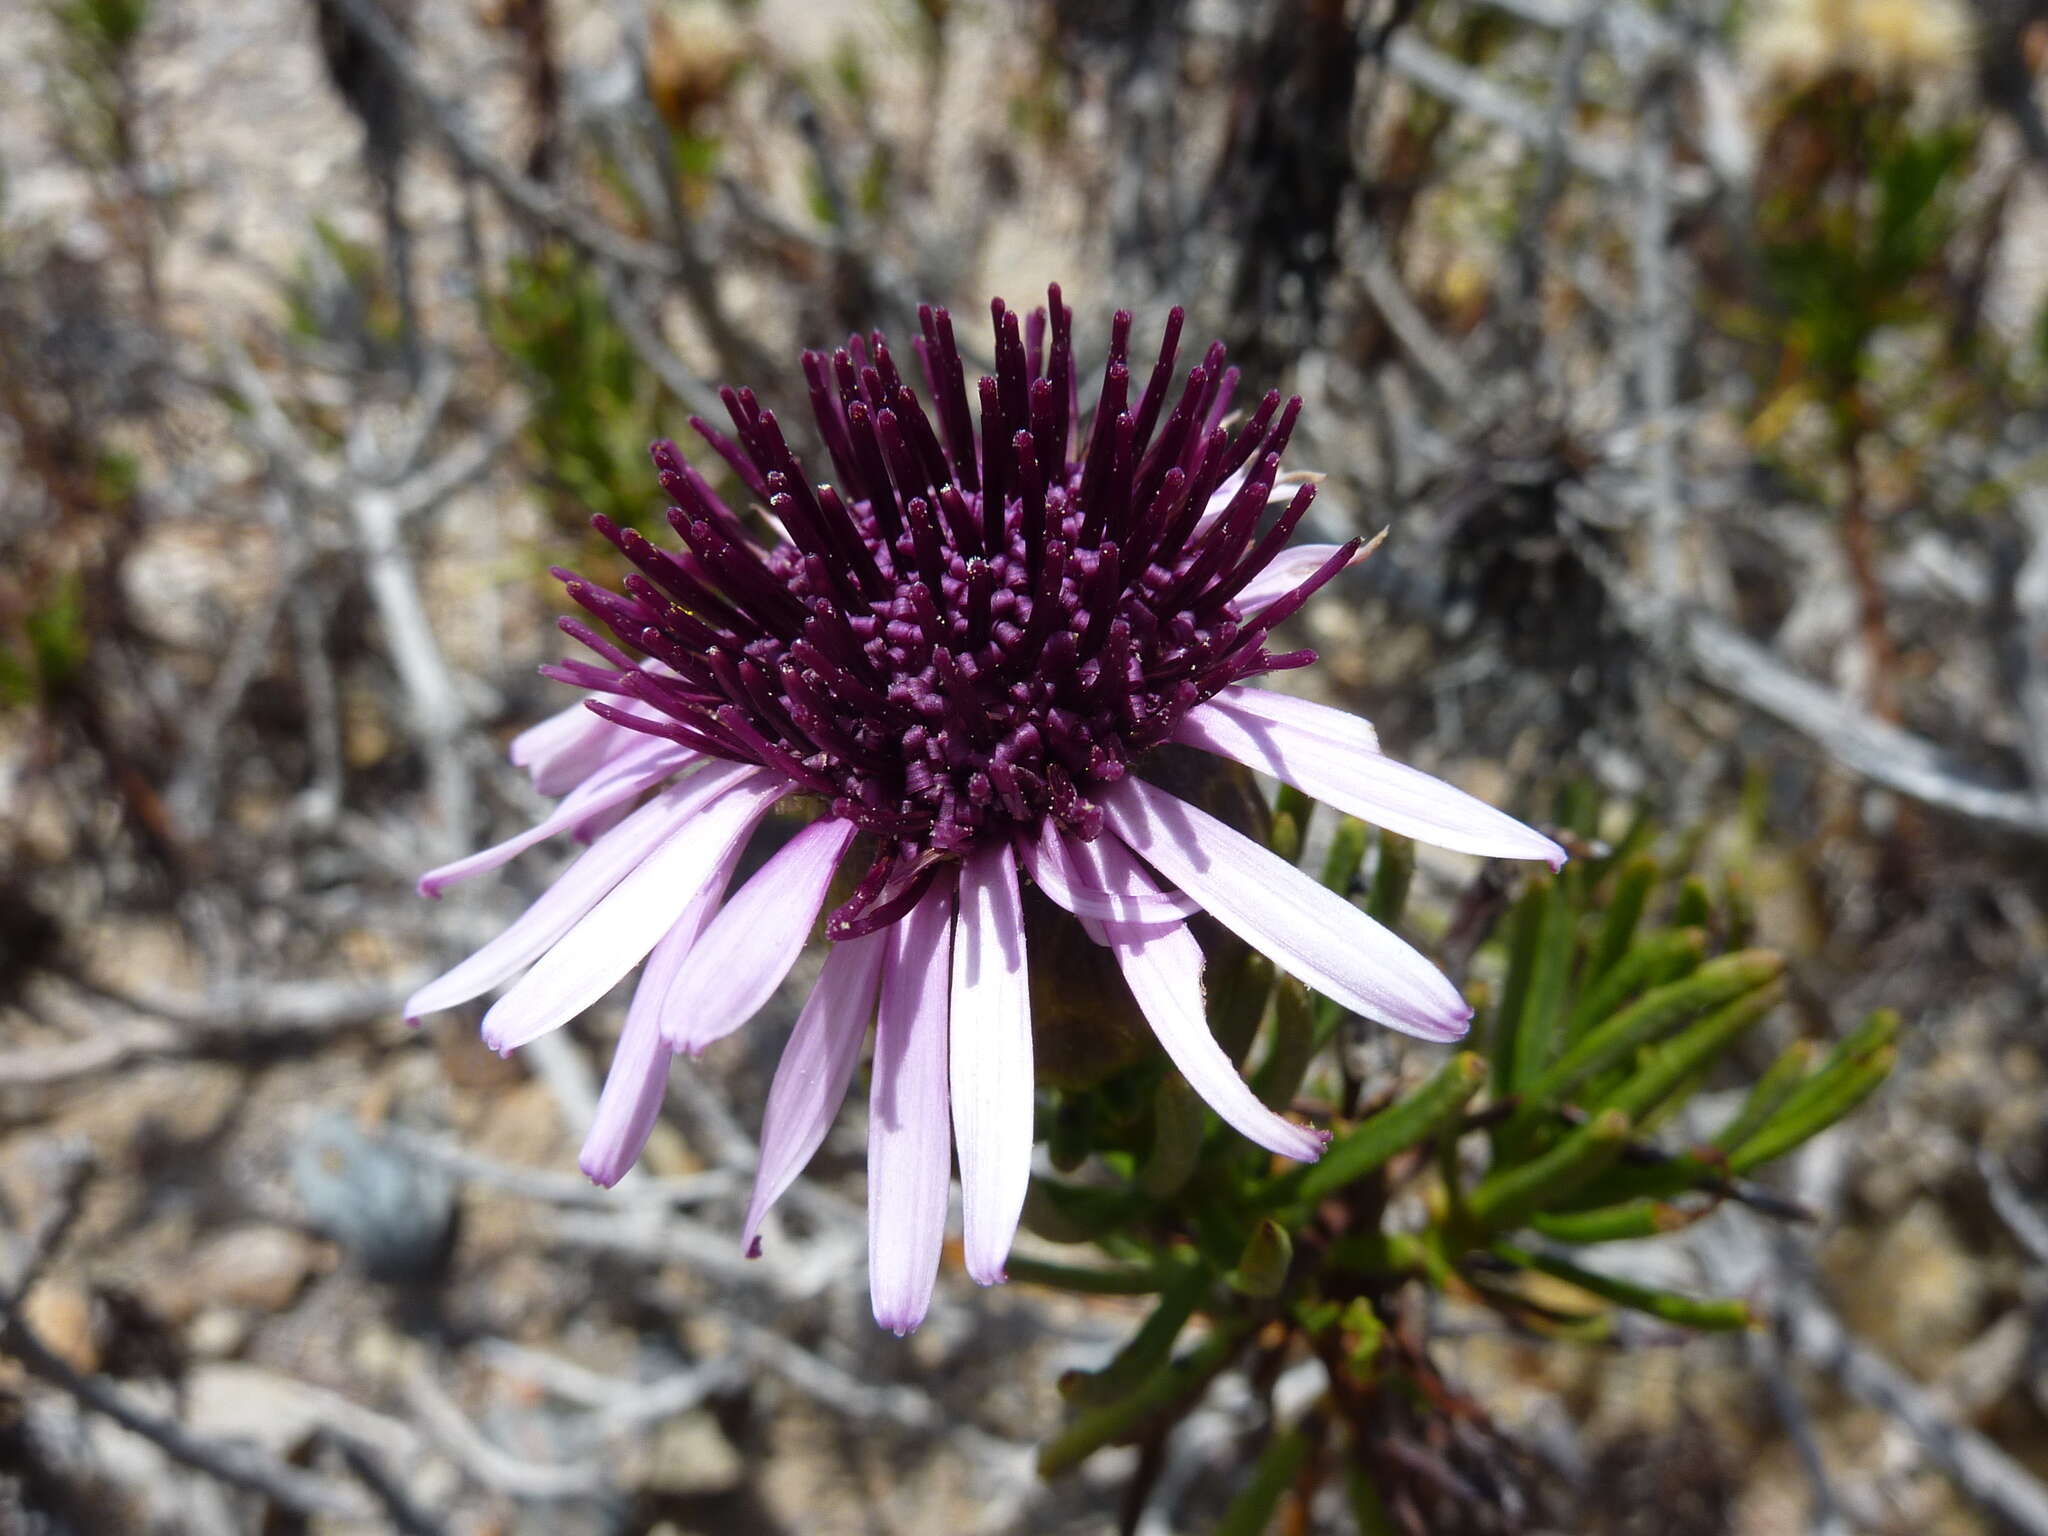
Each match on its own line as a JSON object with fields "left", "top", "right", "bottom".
{"left": 408, "top": 288, "right": 1564, "bottom": 1333}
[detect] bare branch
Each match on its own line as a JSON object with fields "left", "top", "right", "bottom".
{"left": 1671, "top": 605, "right": 2048, "bottom": 838}
{"left": 401, "top": 1359, "right": 606, "bottom": 1500}
{"left": 319, "top": 0, "right": 680, "bottom": 280}
{"left": 0, "top": 1309, "right": 373, "bottom": 1520}
{"left": 1384, "top": 33, "right": 1711, "bottom": 203}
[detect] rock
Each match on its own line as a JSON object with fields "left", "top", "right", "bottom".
{"left": 292, "top": 1113, "right": 456, "bottom": 1282}
{"left": 185, "top": 1362, "right": 418, "bottom": 1465}
{"left": 184, "top": 1306, "right": 253, "bottom": 1360}
{"left": 21, "top": 1280, "right": 97, "bottom": 1372}
{"left": 1831, "top": 1198, "right": 1983, "bottom": 1377}
{"left": 166, "top": 1225, "right": 323, "bottom": 1320}
{"left": 637, "top": 1410, "right": 745, "bottom": 1497}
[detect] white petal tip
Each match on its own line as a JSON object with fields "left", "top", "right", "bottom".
{"left": 876, "top": 1310, "right": 925, "bottom": 1337}
{"left": 968, "top": 1263, "right": 1009, "bottom": 1287}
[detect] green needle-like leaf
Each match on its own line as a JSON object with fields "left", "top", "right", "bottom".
{"left": 1492, "top": 878, "right": 1551, "bottom": 1095}
{"left": 1253, "top": 976, "right": 1317, "bottom": 1110}
{"left": 1712, "top": 1038, "right": 1818, "bottom": 1152}
{"left": 1560, "top": 929, "right": 1708, "bottom": 1043}
{"left": 1494, "top": 1242, "right": 1753, "bottom": 1330}
{"left": 1059, "top": 1258, "right": 1206, "bottom": 1406}
{"left": 1523, "top": 951, "right": 1785, "bottom": 1119}
{"left": 1276, "top": 1053, "right": 1486, "bottom": 1207}
{"left": 1272, "top": 784, "right": 1313, "bottom": 863}
{"left": 1214, "top": 1427, "right": 1313, "bottom": 1536}
{"left": 1728, "top": 1045, "right": 1895, "bottom": 1173}
{"left": 1513, "top": 863, "right": 1582, "bottom": 1091}
{"left": 1531, "top": 1200, "right": 1700, "bottom": 1244}
{"left": 1585, "top": 854, "right": 1657, "bottom": 985}
{"left": 1141, "top": 1075, "right": 1209, "bottom": 1198}
{"left": 1602, "top": 981, "right": 1784, "bottom": 1123}
{"left": 1466, "top": 1109, "right": 1632, "bottom": 1234}
{"left": 1319, "top": 814, "right": 1370, "bottom": 895}
{"left": 1367, "top": 830, "right": 1415, "bottom": 927}
{"left": 1037, "top": 1319, "right": 1254, "bottom": 1478}
{"left": 1008, "top": 1254, "right": 1184, "bottom": 1295}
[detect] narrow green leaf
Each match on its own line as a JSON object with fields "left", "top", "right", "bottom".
{"left": 1722, "top": 870, "right": 1756, "bottom": 950}
{"left": 1495, "top": 1242, "right": 1753, "bottom": 1331}
{"left": 1513, "top": 864, "right": 1581, "bottom": 1090}
{"left": 1319, "top": 814, "right": 1370, "bottom": 895}
{"left": 1491, "top": 878, "right": 1551, "bottom": 1096}
{"left": 1007, "top": 1254, "right": 1180, "bottom": 1295}
{"left": 1585, "top": 854, "right": 1656, "bottom": 985}
{"left": 1213, "top": 952, "right": 1276, "bottom": 1066}
{"left": 1560, "top": 928, "right": 1708, "bottom": 1043}
{"left": 1531, "top": 1200, "right": 1697, "bottom": 1244}
{"left": 1271, "top": 784, "right": 1314, "bottom": 864}
{"left": 1214, "top": 1427, "right": 1313, "bottom": 1536}
{"left": 1467, "top": 1109, "right": 1632, "bottom": 1234}
{"left": 1252, "top": 976, "right": 1317, "bottom": 1110}
{"left": 1671, "top": 874, "right": 1713, "bottom": 931}
{"left": 1059, "top": 1259, "right": 1206, "bottom": 1405}
{"left": 1367, "top": 830, "right": 1415, "bottom": 927}
{"left": 1037, "top": 1319, "right": 1253, "bottom": 1477}
{"left": 1758, "top": 1008, "right": 1899, "bottom": 1133}
{"left": 1728, "top": 1045, "right": 1895, "bottom": 1173}
{"left": 1325, "top": 1230, "right": 1446, "bottom": 1285}
{"left": 1522, "top": 951, "right": 1785, "bottom": 1121}
{"left": 1278, "top": 1053, "right": 1486, "bottom": 1207}
{"left": 1021, "top": 1179, "right": 1147, "bottom": 1244}
{"left": 1141, "top": 1075, "right": 1208, "bottom": 1197}
{"left": 1602, "top": 981, "right": 1784, "bottom": 1123}
{"left": 1711, "top": 1038, "right": 1817, "bottom": 1153}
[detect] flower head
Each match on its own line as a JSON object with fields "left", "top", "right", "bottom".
{"left": 409, "top": 288, "right": 1564, "bottom": 1333}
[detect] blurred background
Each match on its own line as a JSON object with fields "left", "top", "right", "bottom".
{"left": 3, "top": 0, "right": 2048, "bottom": 1531}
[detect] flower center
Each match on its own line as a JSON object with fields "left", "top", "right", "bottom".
{"left": 550, "top": 290, "right": 1335, "bottom": 937}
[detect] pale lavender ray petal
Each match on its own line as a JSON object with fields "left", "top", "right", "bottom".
{"left": 667, "top": 817, "right": 860, "bottom": 1054}
{"left": 740, "top": 932, "right": 888, "bottom": 1253}
{"left": 949, "top": 844, "right": 1033, "bottom": 1285}
{"left": 418, "top": 737, "right": 691, "bottom": 897}
{"left": 1206, "top": 684, "right": 1380, "bottom": 755}
{"left": 509, "top": 697, "right": 595, "bottom": 769}
{"left": 1232, "top": 544, "right": 1361, "bottom": 614}
{"left": 510, "top": 700, "right": 642, "bottom": 795}
{"left": 1194, "top": 472, "right": 1304, "bottom": 537}
{"left": 867, "top": 876, "right": 956, "bottom": 1335}
{"left": 1015, "top": 818, "right": 1198, "bottom": 927}
{"left": 1174, "top": 696, "right": 1566, "bottom": 868}
{"left": 481, "top": 773, "right": 786, "bottom": 1053}
{"left": 571, "top": 798, "right": 638, "bottom": 845}
{"left": 402, "top": 760, "right": 756, "bottom": 1023}
{"left": 1066, "top": 833, "right": 1326, "bottom": 1162}
{"left": 578, "top": 836, "right": 746, "bottom": 1187}
{"left": 1099, "top": 776, "right": 1472, "bottom": 1042}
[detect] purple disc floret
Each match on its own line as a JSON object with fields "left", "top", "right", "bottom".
{"left": 549, "top": 287, "right": 1350, "bottom": 938}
